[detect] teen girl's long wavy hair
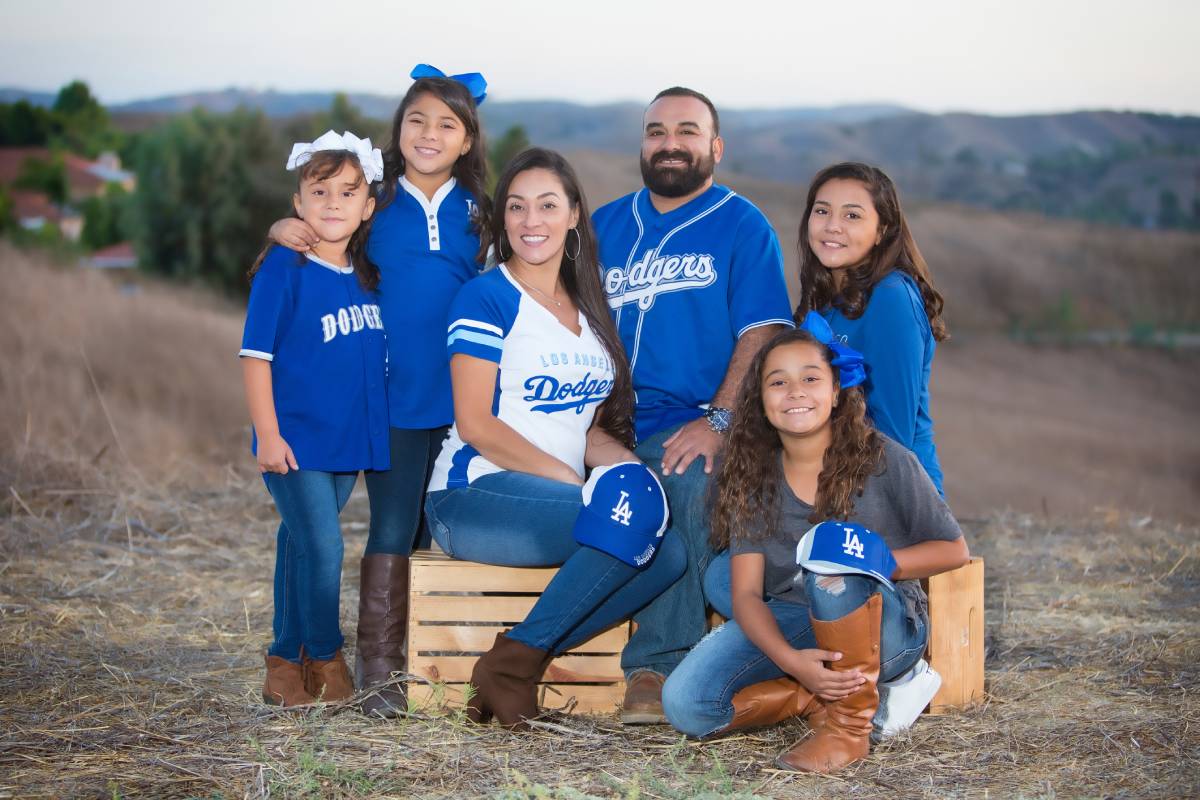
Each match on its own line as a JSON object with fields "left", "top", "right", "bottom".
{"left": 249, "top": 150, "right": 379, "bottom": 290}
{"left": 376, "top": 77, "right": 490, "bottom": 240}
{"left": 484, "top": 147, "right": 635, "bottom": 449}
{"left": 710, "top": 329, "right": 884, "bottom": 550}
{"left": 794, "top": 162, "right": 948, "bottom": 342}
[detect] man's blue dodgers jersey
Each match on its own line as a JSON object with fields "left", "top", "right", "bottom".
{"left": 368, "top": 176, "right": 482, "bottom": 429}
{"left": 593, "top": 184, "right": 793, "bottom": 440}
{"left": 427, "top": 265, "right": 616, "bottom": 491}
{"left": 240, "top": 246, "right": 390, "bottom": 472}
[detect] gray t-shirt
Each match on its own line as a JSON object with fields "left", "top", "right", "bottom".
{"left": 730, "top": 436, "right": 962, "bottom": 626}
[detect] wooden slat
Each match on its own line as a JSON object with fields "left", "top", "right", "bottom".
{"left": 411, "top": 594, "right": 540, "bottom": 622}
{"left": 410, "top": 624, "right": 629, "bottom": 653}
{"left": 407, "top": 682, "right": 623, "bottom": 715}
{"left": 410, "top": 653, "right": 623, "bottom": 684}
{"left": 411, "top": 561, "right": 558, "bottom": 592}
{"left": 925, "top": 557, "right": 985, "bottom": 714}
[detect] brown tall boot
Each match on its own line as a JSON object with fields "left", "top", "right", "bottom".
{"left": 263, "top": 654, "right": 316, "bottom": 707}
{"left": 466, "top": 632, "right": 550, "bottom": 730}
{"left": 718, "top": 677, "right": 826, "bottom": 735}
{"left": 776, "top": 593, "right": 882, "bottom": 774}
{"left": 307, "top": 650, "right": 355, "bottom": 703}
{"left": 355, "top": 554, "right": 409, "bottom": 718}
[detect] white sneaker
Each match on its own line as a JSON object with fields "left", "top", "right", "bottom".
{"left": 871, "top": 658, "right": 942, "bottom": 742}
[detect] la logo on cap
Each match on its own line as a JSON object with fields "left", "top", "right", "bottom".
{"left": 611, "top": 491, "right": 632, "bottom": 526}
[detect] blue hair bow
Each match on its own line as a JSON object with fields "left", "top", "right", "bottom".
{"left": 797, "top": 311, "right": 868, "bottom": 389}
{"left": 410, "top": 64, "right": 487, "bottom": 106}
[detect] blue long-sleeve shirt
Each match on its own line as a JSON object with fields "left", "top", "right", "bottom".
{"left": 821, "top": 271, "right": 944, "bottom": 495}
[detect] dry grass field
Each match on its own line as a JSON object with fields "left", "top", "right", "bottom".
{"left": 0, "top": 228, "right": 1197, "bottom": 799}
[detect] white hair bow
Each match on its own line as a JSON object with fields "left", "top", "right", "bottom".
{"left": 286, "top": 130, "right": 384, "bottom": 183}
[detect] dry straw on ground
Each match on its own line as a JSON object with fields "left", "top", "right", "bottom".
{"left": 1, "top": 244, "right": 1197, "bottom": 798}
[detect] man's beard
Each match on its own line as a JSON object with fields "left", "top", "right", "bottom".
{"left": 640, "top": 147, "right": 715, "bottom": 198}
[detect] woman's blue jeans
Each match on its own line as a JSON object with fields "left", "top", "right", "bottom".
{"left": 662, "top": 564, "right": 928, "bottom": 738}
{"left": 264, "top": 469, "right": 358, "bottom": 662}
{"left": 424, "top": 470, "right": 687, "bottom": 655}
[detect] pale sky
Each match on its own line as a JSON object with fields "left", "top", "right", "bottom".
{"left": 2, "top": 0, "right": 1198, "bottom": 115}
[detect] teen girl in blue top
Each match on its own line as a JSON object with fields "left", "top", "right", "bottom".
{"left": 424, "top": 148, "right": 686, "bottom": 729}
{"left": 269, "top": 66, "right": 489, "bottom": 716}
{"left": 241, "top": 132, "right": 387, "bottom": 708}
{"left": 794, "top": 162, "right": 950, "bottom": 494}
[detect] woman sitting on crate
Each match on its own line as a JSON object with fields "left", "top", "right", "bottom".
{"left": 423, "top": 148, "right": 687, "bottom": 729}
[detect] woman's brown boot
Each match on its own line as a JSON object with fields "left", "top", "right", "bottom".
{"left": 307, "top": 649, "right": 355, "bottom": 703}
{"left": 466, "top": 632, "right": 549, "bottom": 730}
{"left": 718, "top": 677, "right": 826, "bottom": 735}
{"left": 776, "top": 593, "right": 882, "bottom": 774}
{"left": 355, "top": 554, "right": 410, "bottom": 718}
{"left": 263, "top": 654, "right": 315, "bottom": 707}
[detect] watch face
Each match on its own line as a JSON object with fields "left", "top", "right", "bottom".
{"left": 707, "top": 407, "right": 732, "bottom": 433}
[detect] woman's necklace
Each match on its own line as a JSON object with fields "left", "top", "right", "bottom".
{"left": 510, "top": 270, "right": 563, "bottom": 308}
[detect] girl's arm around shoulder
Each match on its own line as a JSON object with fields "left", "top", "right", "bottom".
{"left": 268, "top": 217, "right": 320, "bottom": 252}
{"left": 450, "top": 353, "right": 583, "bottom": 486}
{"left": 730, "top": 553, "right": 865, "bottom": 702}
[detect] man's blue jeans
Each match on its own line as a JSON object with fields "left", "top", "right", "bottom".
{"left": 661, "top": 571, "right": 928, "bottom": 737}
{"left": 621, "top": 422, "right": 715, "bottom": 677}
{"left": 424, "top": 470, "right": 687, "bottom": 654}
{"left": 264, "top": 469, "right": 358, "bottom": 662}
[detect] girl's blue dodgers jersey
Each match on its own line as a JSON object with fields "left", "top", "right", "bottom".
{"left": 593, "top": 184, "right": 793, "bottom": 440}
{"left": 427, "top": 264, "right": 616, "bottom": 491}
{"left": 368, "top": 176, "right": 482, "bottom": 429}
{"left": 821, "top": 271, "right": 944, "bottom": 494}
{"left": 240, "top": 246, "right": 390, "bottom": 472}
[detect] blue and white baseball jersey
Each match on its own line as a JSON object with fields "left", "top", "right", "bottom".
{"left": 427, "top": 265, "right": 616, "bottom": 491}
{"left": 240, "top": 245, "right": 390, "bottom": 472}
{"left": 593, "top": 184, "right": 793, "bottom": 440}
{"left": 368, "top": 176, "right": 482, "bottom": 429}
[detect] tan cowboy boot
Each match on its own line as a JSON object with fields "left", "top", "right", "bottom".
{"left": 719, "top": 677, "right": 826, "bottom": 734}
{"left": 262, "top": 654, "right": 315, "bottom": 707}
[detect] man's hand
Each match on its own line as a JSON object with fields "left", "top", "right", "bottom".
{"left": 660, "top": 417, "right": 724, "bottom": 475}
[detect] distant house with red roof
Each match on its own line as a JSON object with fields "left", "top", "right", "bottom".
{"left": 84, "top": 240, "right": 137, "bottom": 269}
{"left": 0, "top": 147, "right": 135, "bottom": 240}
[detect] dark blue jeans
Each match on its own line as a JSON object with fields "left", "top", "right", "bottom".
{"left": 621, "top": 422, "right": 715, "bottom": 677}
{"left": 264, "top": 469, "right": 358, "bottom": 662}
{"left": 424, "top": 470, "right": 687, "bottom": 655}
{"left": 661, "top": 570, "right": 928, "bottom": 737}
{"left": 364, "top": 426, "right": 447, "bottom": 555}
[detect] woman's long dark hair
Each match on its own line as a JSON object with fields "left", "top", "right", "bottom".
{"left": 795, "top": 162, "right": 948, "bottom": 341}
{"left": 710, "top": 329, "right": 884, "bottom": 550}
{"left": 485, "top": 147, "right": 635, "bottom": 449}
{"left": 249, "top": 150, "right": 379, "bottom": 290}
{"left": 376, "top": 77, "right": 490, "bottom": 241}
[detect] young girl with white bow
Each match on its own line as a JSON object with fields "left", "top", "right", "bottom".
{"left": 241, "top": 131, "right": 387, "bottom": 707}
{"left": 268, "top": 66, "right": 490, "bottom": 716}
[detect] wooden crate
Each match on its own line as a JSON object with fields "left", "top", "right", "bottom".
{"left": 406, "top": 549, "right": 630, "bottom": 714}
{"left": 924, "top": 557, "right": 985, "bottom": 713}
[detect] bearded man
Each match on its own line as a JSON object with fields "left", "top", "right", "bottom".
{"left": 592, "top": 87, "right": 793, "bottom": 722}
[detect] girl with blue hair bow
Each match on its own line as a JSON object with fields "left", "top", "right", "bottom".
{"left": 660, "top": 320, "right": 969, "bottom": 774}
{"left": 267, "top": 65, "right": 490, "bottom": 717}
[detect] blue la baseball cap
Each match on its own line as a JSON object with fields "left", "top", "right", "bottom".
{"left": 573, "top": 462, "right": 669, "bottom": 568}
{"left": 795, "top": 521, "right": 897, "bottom": 588}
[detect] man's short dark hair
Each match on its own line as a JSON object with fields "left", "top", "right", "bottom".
{"left": 651, "top": 87, "right": 720, "bottom": 136}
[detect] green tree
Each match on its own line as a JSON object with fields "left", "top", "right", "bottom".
{"left": 81, "top": 183, "right": 131, "bottom": 249}
{"left": 283, "top": 94, "right": 386, "bottom": 145}
{"left": 51, "top": 80, "right": 120, "bottom": 156}
{"left": 488, "top": 125, "right": 530, "bottom": 191}
{"left": 15, "top": 154, "right": 68, "bottom": 204}
{"left": 0, "top": 184, "right": 14, "bottom": 232}
{"left": 0, "top": 100, "right": 54, "bottom": 146}
{"left": 131, "top": 108, "right": 291, "bottom": 292}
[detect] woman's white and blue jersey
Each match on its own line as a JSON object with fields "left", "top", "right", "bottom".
{"left": 592, "top": 184, "right": 793, "bottom": 440}
{"left": 427, "top": 265, "right": 615, "bottom": 491}
{"left": 368, "top": 176, "right": 482, "bottom": 429}
{"left": 239, "top": 245, "right": 390, "bottom": 472}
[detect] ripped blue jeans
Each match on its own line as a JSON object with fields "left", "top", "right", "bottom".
{"left": 662, "top": 566, "right": 927, "bottom": 738}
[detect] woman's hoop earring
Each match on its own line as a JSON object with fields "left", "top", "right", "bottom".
{"left": 565, "top": 227, "right": 581, "bottom": 261}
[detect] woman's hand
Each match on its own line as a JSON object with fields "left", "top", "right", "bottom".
{"left": 777, "top": 647, "right": 865, "bottom": 701}
{"left": 269, "top": 218, "right": 320, "bottom": 252}
{"left": 257, "top": 433, "right": 299, "bottom": 474}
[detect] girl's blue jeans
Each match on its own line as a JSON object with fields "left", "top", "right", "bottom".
{"left": 364, "top": 426, "right": 447, "bottom": 555}
{"left": 662, "top": 553, "right": 928, "bottom": 738}
{"left": 264, "top": 469, "right": 358, "bottom": 663}
{"left": 424, "top": 470, "right": 688, "bottom": 655}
